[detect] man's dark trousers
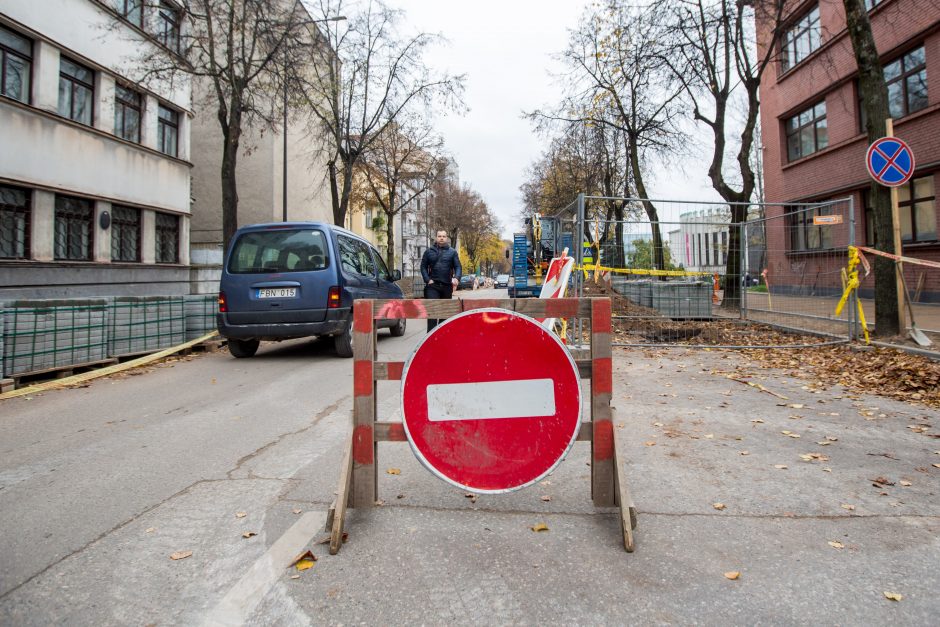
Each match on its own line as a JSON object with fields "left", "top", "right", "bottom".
{"left": 424, "top": 282, "right": 453, "bottom": 332}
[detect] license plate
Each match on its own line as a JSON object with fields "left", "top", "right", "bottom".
{"left": 257, "top": 287, "right": 297, "bottom": 299}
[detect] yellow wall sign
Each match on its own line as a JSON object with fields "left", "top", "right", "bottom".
{"left": 813, "top": 215, "right": 843, "bottom": 225}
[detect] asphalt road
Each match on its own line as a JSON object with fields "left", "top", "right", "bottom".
{"left": 1, "top": 287, "right": 938, "bottom": 625}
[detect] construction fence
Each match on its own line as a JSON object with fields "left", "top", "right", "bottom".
{"left": 542, "top": 194, "right": 940, "bottom": 348}
{"left": 1, "top": 294, "right": 218, "bottom": 379}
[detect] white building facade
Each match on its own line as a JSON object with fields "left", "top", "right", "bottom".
{"left": 0, "top": 0, "right": 193, "bottom": 298}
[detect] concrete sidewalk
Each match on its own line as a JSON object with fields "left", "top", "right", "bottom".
{"left": 272, "top": 344, "right": 938, "bottom": 624}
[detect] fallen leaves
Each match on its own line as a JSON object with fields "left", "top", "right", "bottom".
{"left": 841, "top": 504, "right": 856, "bottom": 511}
{"left": 291, "top": 550, "right": 317, "bottom": 571}
{"left": 828, "top": 541, "right": 845, "bottom": 549}
{"left": 644, "top": 441, "right": 656, "bottom": 446}
{"left": 170, "top": 551, "right": 192, "bottom": 561}
{"left": 774, "top": 464, "right": 788, "bottom": 470}
{"left": 799, "top": 453, "right": 830, "bottom": 462}
{"left": 871, "top": 476, "right": 895, "bottom": 487}
{"left": 235, "top": 511, "right": 247, "bottom": 518}
{"left": 712, "top": 503, "right": 726, "bottom": 510}
{"left": 540, "top": 495, "right": 552, "bottom": 502}
{"left": 723, "top": 571, "right": 741, "bottom": 580}
{"left": 386, "top": 468, "right": 401, "bottom": 475}
{"left": 242, "top": 531, "right": 257, "bottom": 539}
{"left": 530, "top": 523, "right": 549, "bottom": 532}
{"left": 883, "top": 591, "right": 904, "bottom": 601}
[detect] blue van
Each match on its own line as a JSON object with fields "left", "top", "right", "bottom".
{"left": 217, "top": 222, "right": 405, "bottom": 358}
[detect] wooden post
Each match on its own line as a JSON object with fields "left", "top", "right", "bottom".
{"left": 590, "top": 298, "right": 615, "bottom": 506}
{"left": 351, "top": 300, "right": 377, "bottom": 507}
{"left": 886, "top": 118, "right": 906, "bottom": 326}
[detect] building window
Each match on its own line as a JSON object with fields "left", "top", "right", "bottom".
{"left": 865, "top": 0, "right": 883, "bottom": 9}
{"left": 781, "top": 5, "right": 820, "bottom": 72}
{"left": 886, "top": 46, "right": 927, "bottom": 119}
{"left": 786, "top": 101, "right": 827, "bottom": 161}
{"left": 112, "top": 0, "right": 143, "bottom": 26}
{"left": 0, "top": 185, "right": 29, "bottom": 259}
{"left": 111, "top": 205, "right": 141, "bottom": 262}
{"left": 58, "top": 57, "right": 94, "bottom": 126}
{"left": 155, "top": 212, "right": 179, "bottom": 263}
{"left": 114, "top": 85, "right": 142, "bottom": 142}
{"left": 0, "top": 25, "right": 31, "bottom": 103}
{"left": 157, "top": 104, "right": 179, "bottom": 156}
{"left": 157, "top": 1, "right": 182, "bottom": 53}
{"left": 54, "top": 195, "right": 93, "bottom": 260}
{"left": 899, "top": 176, "right": 937, "bottom": 243}
{"left": 787, "top": 204, "right": 833, "bottom": 252}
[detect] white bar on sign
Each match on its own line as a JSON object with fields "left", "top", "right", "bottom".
{"left": 426, "top": 378, "right": 556, "bottom": 422}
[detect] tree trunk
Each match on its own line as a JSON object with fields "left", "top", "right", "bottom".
{"left": 628, "top": 138, "right": 665, "bottom": 272}
{"left": 843, "top": 0, "right": 899, "bottom": 336}
{"left": 328, "top": 159, "right": 341, "bottom": 225}
{"left": 220, "top": 107, "right": 242, "bottom": 251}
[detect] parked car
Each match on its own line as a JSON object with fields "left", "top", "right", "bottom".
{"left": 495, "top": 274, "right": 510, "bottom": 288}
{"left": 218, "top": 222, "right": 405, "bottom": 358}
{"left": 457, "top": 274, "right": 476, "bottom": 290}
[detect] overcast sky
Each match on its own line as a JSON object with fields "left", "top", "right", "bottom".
{"left": 391, "top": 0, "right": 721, "bottom": 238}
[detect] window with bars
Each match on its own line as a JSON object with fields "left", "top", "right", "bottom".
{"left": 111, "top": 0, "right": 143, "bottom": 26}
{"left": 781, "top": 5, "right": 820, "bottom": 72}
{"left": 114, "top": 84, "right": 141, "bottom": 142}
{"left": 158, "top": 104, "right": 179, "bottom": 156}
{"left": 155, "top": 212, "right": 179, "bottom": 263}
{"left": 786, "top": 204, "right": 833, "bottom": 252}
{"left": 58, "top": 57, "right": 94, "bottom": 126}
{"left": 55, "top": 195, "right": 93, "bottom": 260}
{"left": 786, "top": 101, "right": 827, "bottom": 161}
{"left": 1, "top": 25, "right": 31, "bottom": 104}
{"left": 111, "top": 205, "right": 140, "bottom": 262}
{"left": 157, "top": 1, "right": 182, "bottom": 53}
{"left": 0, "top": 185, "right": 29, "bottom": 259}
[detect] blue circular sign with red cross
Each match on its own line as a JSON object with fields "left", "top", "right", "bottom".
{"left": 866, "top": 137, "right": 915, "bottom": 187}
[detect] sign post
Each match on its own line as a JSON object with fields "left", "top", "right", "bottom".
{"left": 865, "top": 122, "right": 915, "bottom": 326}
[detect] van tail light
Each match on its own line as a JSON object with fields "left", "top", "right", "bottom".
{"left": 218, "top": 291, "right": 227, "bottom": 313}
{"left": 328, "top": 286, "right": 341, "bottom": 309}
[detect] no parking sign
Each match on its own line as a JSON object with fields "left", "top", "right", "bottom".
{"left": 866, "top": 137, "right": 915, "bottom": 187}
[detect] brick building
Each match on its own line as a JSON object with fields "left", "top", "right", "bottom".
{"left": 757, "top": 0, "right": 940, "bottom": 301}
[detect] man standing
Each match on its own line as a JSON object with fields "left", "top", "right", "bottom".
{"left": 421, "top": 229, "right": 462, "bottom": 332}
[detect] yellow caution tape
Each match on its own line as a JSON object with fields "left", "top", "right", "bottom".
{"left": 577, "top": 264, "right": 714, "bottom": 278}
{"left": 835, "top": 246, "right": 870, "bottom": 344}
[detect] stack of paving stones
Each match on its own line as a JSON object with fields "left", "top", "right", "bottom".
{"left": 650, "top": 281, "right": 712, "bottom": 319}
{"left": 611, "top": 278, "right": 653, "bottom": 307}
{"left": 1, "top": 300, "right": 109, "bottom": 377}
{"left": 183, "top": 294, "right": 219, "bottom": 340}
{"left": 108, "top": 296, "right": 186, "bottom": 357}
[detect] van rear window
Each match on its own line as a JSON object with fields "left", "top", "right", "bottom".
{"left": 228, "top": 229, "right": 329, "bottom": 274}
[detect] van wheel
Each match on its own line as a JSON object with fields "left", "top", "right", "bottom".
{"left": 390, "top": 318, "right": 406, "bottom": 337}
{"left": 228, "top": 338, "right": 260, "bottom": 358}
{"left": 334, "top": 318, "right": 354, "bottom": 358}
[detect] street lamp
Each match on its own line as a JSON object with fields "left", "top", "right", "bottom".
{"left": 283, "top": 14, "right": 346, "bottom": 222}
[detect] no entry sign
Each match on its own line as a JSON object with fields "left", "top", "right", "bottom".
{"left": 401, "top": 308, "right": 582, "bottom": 493}
{"left": 866, "top": 137, "right": 915, "bottom": 187}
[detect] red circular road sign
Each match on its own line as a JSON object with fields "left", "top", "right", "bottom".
{"left": 866, "top": 136, "right": 915, "bottom": 187}
{"left": 401, "top": 308, "right": 582, "bottom": 494}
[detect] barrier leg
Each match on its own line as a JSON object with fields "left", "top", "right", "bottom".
{"left": 329, "top": 435, "right": 354, "bottom": 555}
{"left": 613, "top": 419, "right": 637, "bottom": 552}
{"left": 352, "top": 301, "right": 377, "bottom": 507}
{"left": 591, "top": 298, "right": 615, "bottom": 506}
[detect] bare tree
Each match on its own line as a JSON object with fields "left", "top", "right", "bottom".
{"left": 459, "top": 202, "right": 498, "bottom": 273}
{"left": 126, "top": 0, "right": 326, "bottom": 248}
{"left": 843, "top": 0, "right": 899, "bottom": 335}
{"left": 360, "top": 118, "right": 443, "bottom": 272}
{"left": 428, "top": 180, "right": 485, "bottom": 251}
{"left": 654, "top": 0, "right": 788, "bottom": 305}
{"left": 301, "top": 0, "right": 465, "bottom": 228}
{"left": 533, "top": 1, "right": 686, "bottom": 271}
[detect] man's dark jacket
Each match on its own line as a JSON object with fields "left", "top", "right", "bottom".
{"left": 420, "top": 243, "right": 462, "bottom": 284}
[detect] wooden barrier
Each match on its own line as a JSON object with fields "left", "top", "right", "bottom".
{"left": 327, "top": 297, "right": 637, "bottom": 553}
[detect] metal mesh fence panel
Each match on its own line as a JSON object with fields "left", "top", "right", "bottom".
{"left": 743, "top": 198, "right": 855, "bottom": 339}
{"left": 544, "top": 195, "right": 854, "bottom": 348}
